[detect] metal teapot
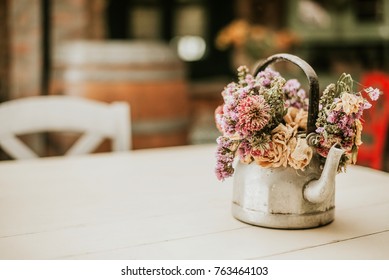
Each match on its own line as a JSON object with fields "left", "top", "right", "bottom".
{"left": 232, "top": 54, "right": 344, "bottom": 229}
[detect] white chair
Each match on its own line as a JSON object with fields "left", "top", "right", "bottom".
{"left": 0, "top": 95, "right": 131, "bottom": 159}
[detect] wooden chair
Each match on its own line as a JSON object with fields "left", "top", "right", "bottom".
{"left": 357, "top": 71, "right": 389, "bottom": 170}
{"left": 0, "top": 95, "right": 131, "bottom": 159}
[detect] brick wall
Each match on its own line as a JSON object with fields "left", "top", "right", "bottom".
{"left": 50, "top": 0, "right": 106, "bottom": 95}
{"left": 52, "top": 0, "right": 106, "bottom": 49}
{"left": 9, "top": 0, "right": 42, "bottom": 99}
{"left": 6, "top": 0, "right": 106, "bottom": 100}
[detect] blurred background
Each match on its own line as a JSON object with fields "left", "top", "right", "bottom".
{"left": 0, "top": 0, "right": 388, "bottom": 169}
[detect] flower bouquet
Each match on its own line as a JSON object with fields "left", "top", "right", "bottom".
{"left": 215, "top": 59, "right": 380, "bottom": 181}
{"left": 214, "top": 53, "right": 381, "bottom": 229}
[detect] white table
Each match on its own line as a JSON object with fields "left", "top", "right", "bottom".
{"left": 0, "top": 144, "right": 389, "bottom": 260}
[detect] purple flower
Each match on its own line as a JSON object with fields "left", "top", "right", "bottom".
{"left": 237, "top": 86, "right": 250, "bottom": 99}
{"left": 283, "top": 79, "right": 301, "bottom": 92}
{"left": 283, "top": 79, "right": 308, "bottom": 110}
{"left": 218, "top": 114, "right": 236, "bottom": 136}
{"left": 354, "top": 105, "right": 364, "bottom": 119}
{"left": 244, "top": 74, "right": 256, "bottom": 87}
{"left": 215, "top": 154, "right": 234, "bottom": 181}
{"left": 237, "top": 140, "right": 253, "bottom": 163}
{"left": 326, "top": 111, "right": 338, "bottom": 123}
{"left": 215, "top": 137, "right": 237, "bottom": 181}
{"left": 297, "top": 89, "right": 307, "bottom": 99}
{"left": 256, "top": 68, "right": 281, "bottom": 87}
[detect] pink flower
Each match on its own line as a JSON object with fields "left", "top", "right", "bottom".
{"left": 256, "top": 68, "right": 281, "bottom": 87}
{"left": 215, "top": 137, "right": 238, "bottom": 181}
{"left": 237, "top": 140, "right": 254, "bottom": 163}
{"left": 235, "top": 95, "right": 271, "bottom": 137}
{"left": 364, "top": 87, "right": 380, "bottom": 101}
{"left": 335, "top": 93, "right": 364, "bottom": 115}
{"left": 214, "top": 105, "right": 224, "bottom": 133}
{"left": 363, "top": 101, "right": 372, "bottom": 109}
{"left": 326, "top": 111, "right": 339, "bottom": 123}
{"left": 283, "top": 79, "right": 301, "bottom": 92}
{"left": 282, "top": 79, "right": 308, "bottom": 110}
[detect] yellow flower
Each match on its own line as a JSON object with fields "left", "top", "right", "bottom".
{"left": 253, "top": 124, "right": 295, "bottom": 168}
{"left": 215, "top": 20, "right": 250, "bottom": 49}
{"left": 253, "top": 123, "right": 313, "bottom": 170}
{"left": 283, "top": 107, "right": 308, "bottom": 130}
{"left": 354, "top": 119, "right": 363, "bottom": 146}
{"left": 335, "top": 93, "right": 364, "bottom": 115}
{"left": 288, "top": 137, "right": 313, "bottom": 170}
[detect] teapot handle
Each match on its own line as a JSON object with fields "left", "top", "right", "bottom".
{"left": 252, "top": 53, "right": 319, "bottom": 140}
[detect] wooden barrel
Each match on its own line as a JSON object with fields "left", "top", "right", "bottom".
{"left": 51, "top": 40, "right": 190, "bottom": 150}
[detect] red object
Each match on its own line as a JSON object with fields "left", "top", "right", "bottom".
{"left": 357, "top": 71, "right": 389, "bottom": 170}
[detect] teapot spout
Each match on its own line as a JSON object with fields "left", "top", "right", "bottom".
{"left": 303, "top": 144, "right": 344, "bottom": 204}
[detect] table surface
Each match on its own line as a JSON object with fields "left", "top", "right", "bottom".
{"left": 0, "top": 144, "right": 389, "bottom": 260}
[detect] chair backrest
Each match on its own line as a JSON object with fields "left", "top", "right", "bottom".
{"left": 357, "top": 71, "right": 389, "bottom": 170}
{"left": 0, "top": 96, "right": 131, "bottom": 159}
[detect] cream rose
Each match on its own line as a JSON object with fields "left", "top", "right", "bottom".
{"left": 254, "top": 124, "right": 295, "bottom": 168}
{"left": 335, "top": 93, "right": 364, "bottom": 115}
{"left": 288, "top": 137, "right": 313, "bottom": 170}
{"left": 354, "top": 119, "right": 363, "bottom": 146}
{"left": 284, "top": 107, "right": 308, "bottom": 130}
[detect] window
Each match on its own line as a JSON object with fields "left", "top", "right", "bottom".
{"left": 355, "top": 0, "right": 383, "bottom": 23}
{"left": 106, "top": 0, "right": 234, "bottom": 79}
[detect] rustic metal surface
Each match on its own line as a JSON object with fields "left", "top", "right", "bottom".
{"left": 232, "top": 145, "right": 344, "bottom": 229}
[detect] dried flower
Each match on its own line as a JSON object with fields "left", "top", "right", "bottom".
{"left": 283, "top": 79, "right": 308, "bottom": 110}
{"left": 354, "top": 119, "right": 363, "bottom": 146}
{"left": 284, "top": 107, "right": 308, "bottom": 130}
{"left": 315, "top": 73, "right": 380, "bottom": 171}
{"left": 215, "top": 136, "right": 238, "bottom": 181}
{"left": 214, "top": 69, "right": 380, "bottom": 180}
{"left": 334, "top": 92, "right": 364, "bottom": 115}
{"left": 365, "top": 87, "right": 381, "bottom": 101}
{"left": 288, "top": 137, "right": 313, "bottom": 170}
{"left": 254, "top": 124, "right": 295, "bottom": 168}
{"left": 235, "top": 95, "right": 271, "bottom": 137}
